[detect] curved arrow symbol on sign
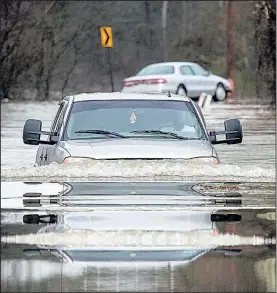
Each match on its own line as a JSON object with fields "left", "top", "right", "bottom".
{"left": 104, "top": 28, "right": 109, "bottom": 45}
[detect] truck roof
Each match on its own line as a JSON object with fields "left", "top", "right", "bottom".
{"left": 71, "top": 92, "right": 192, "bottom": 103}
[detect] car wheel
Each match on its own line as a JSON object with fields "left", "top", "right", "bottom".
{"left": 176, "top": 85, "right": 187, "bottom": 96}
{"left": 213, "top": 84, "right": 227, "bottom": 102}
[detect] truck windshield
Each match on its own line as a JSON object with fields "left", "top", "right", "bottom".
{"left": 65, "top": 249, "right": 206, "bottom": 262}
{"left": 64, "top": 99, "right": 205, "bottom": 140}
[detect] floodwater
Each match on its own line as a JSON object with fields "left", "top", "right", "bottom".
{"left": 1, "top": 181, "right": 276, "bottom": 292}
{"left": 1, "top": 100, "right": 276, "bottom": 292}
{"left": 0, "top": 101, "right": 275, "bottom": 181}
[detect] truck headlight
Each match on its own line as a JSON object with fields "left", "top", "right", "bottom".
{"left": 63, "top": 157, "right": 94, "bottom": 164}
{"left": 190, "top": 157, "right": 219, "bottom": 165}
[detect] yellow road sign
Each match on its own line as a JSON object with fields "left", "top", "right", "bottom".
{"left": 99, "top": 26, "right": 113, "bottom": 48}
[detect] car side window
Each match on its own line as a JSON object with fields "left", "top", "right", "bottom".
{"left": 180, "top": 66, "right": 194, "bottom": 76}
{"left": 190, "top": 65, "right": 208, "bottom": 76}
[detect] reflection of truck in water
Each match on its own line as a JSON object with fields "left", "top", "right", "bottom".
{"left": 35, "top": 207, "right": 218, "bottom": 263}
{"left": 23, "top": 210, "right": 216, "bottom": 264}
{"left": 21, "top": 211, "right": 240, "bottom": 265}
{"left": 21, "top": 207, "right": 241, "bottom": 264}
{"left": 1, "top": 181, "right": 242, "bottom": 209}
{"left": 2, "top": 181, "right": 242, "bottom": 264}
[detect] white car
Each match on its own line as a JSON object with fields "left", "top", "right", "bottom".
{"left": 121, "top": 62, "right": 232, "bottom": 101}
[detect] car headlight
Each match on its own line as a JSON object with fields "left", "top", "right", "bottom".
{"left": 190, "top": 157, "right": 219, "bottom": 165}
{"left": 63, "top": 157, "right": 94, "bottom": 164}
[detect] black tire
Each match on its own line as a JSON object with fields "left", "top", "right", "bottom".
{"left": 213, "top": 83, "right": 227, "bottom": 102}
{"left": 176, "top": 85, "right": 187, "bottom": 96}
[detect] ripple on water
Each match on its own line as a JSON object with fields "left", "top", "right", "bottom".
{"left": 1, "top": 160, "right": 275, "bottom": 182}
{"left": 1, "top": 102, "right": 275, "bottom": 180}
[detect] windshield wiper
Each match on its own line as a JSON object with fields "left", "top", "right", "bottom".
{"left": 75, "top": 129, "right": 127, "bottom": 138}
{"left": 130, "top": 130, "right": 197, "bottom": 140}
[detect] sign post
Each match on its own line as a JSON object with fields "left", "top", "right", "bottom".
{"left": 99, "top": 26, "right": 114, "bottom": 92}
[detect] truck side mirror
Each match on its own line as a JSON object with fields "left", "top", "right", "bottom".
{"left": 224, "top": 119, "right": 243, "bottom": 144}
{"left": 23, "top": 119, "right": 57, "bottom": 145}
{"left": 209, "top": 119, "right": 243, "bottom": 145}
{"left": 23, "top": 119, "right": 42, "bottom": 145}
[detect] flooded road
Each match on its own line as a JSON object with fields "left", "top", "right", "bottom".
{"left": 1, "top": 101, "right": 275, "bottom": 292}
{"left": 1, "top": 181, "right": 276, "bottom": 292}
{"left": 1, "top": 101, "right": 275, "bottom": 181}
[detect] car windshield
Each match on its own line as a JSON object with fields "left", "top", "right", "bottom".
{"left": 136, "top": 65, "right": 174, "bottom": 76}
{"left": 64, "top": 99, "right": 206, "bottom": 140}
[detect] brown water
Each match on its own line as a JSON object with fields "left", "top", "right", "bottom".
{"left": 1, "top": 101, "right": 275, "bottom": 292}
{"left": 1, "top": 207, "right": 275, "bottom": 292}
{"left": 1, "top": 181, "right": 276, "bottom": 292}
{"left": 1, "top": 101, "right": 275, "bottom": 181}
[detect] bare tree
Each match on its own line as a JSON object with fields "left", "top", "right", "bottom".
{"left": 253, "top": 0, "right": 276, "bottom": 105}
{"left": 1, "top": 1, "right": 275, "bottom": 104}
{"left": 0, "top": 1, "right": 41, "bottom": 99}
{"left": 34, "top": 2, "right": 99, "bottom": 100}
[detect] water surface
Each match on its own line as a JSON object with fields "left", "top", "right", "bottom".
{"left": 1, "top": 102, "right": 275, "bottom": 182}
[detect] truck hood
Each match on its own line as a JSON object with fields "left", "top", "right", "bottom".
{"left": 61, "top": 139, "right": 213, "bottom": 159}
